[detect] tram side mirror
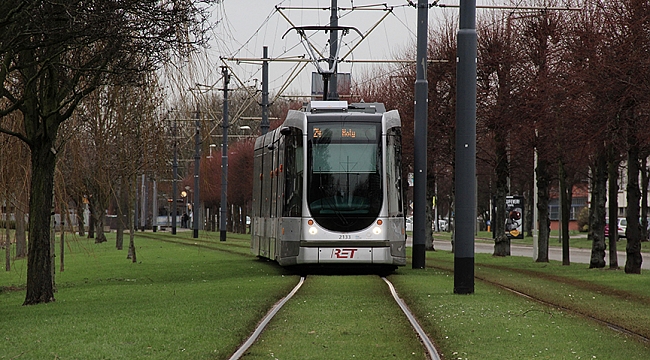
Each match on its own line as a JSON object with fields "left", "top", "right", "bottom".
{"left": 280, "top": 127, "right": 291, "bottom": 136}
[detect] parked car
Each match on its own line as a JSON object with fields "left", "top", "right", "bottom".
{"left": 437, "top": 219, "right": 449, "bottom": 232}
{"left": 604, "top": 218, "right": 626, "bottom": 238}
{"left": 405, "top": 216, "right": 413, "bottom": 232}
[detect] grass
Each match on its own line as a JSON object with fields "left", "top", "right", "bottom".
{"left": 0, "top": 231, "right": 299, "bottom": 360}
{"left": 241, "top": 275, "right": 428, "bottom": 359}
{"left": 1, "top": 230, "right": 649, "bottom": 359}
{"left": 391, "top": 266, "right": 650, "bottom": 360}
{"left": 391, "top": 248, "right": 650, "bottom": 359}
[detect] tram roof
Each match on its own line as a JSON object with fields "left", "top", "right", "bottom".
{"left": 306, "top": 101, "right": 386, "bottom": 114}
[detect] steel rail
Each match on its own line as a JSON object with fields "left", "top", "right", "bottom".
{"left": 228, "top": 276, "right": 306, "bottom": 360}
{"left": 479, "top": 277, "right": 650, "bottom": 345}
{"left": 424, "top": 260, "right": 650, "bottom": 345}
{"left": 382, "top": 277, "right": 442, "bottom": 360}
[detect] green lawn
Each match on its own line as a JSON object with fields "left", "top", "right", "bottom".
{"left": 1, "top": 231, "right": 649, "bottom": 359}
{"left": 0, "top": 231, "right": 298, "bottom": 359}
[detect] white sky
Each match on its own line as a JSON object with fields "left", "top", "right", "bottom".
{"left": 199, "top": 0, "right": 463, "bottom": 96}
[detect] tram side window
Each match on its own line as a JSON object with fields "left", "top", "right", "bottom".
{"left": 386, "top": 128, "right": 403, "bottom": 217}
{"left": 262, "top": 136, "right": 273, "bottom": 218}
{"left": 283, "top": 129, "right": 303, "bottom": 217}
{"left": 252, "top": 148, "right": 264, "bottom": 218}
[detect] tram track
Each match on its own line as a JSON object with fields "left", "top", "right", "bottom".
{"left": 156, "top": 236, "right": 442, "bottom": 358}
{"left": 424, "top": 260, "right": 650, "bottom": 345}
{"left": 228, "top": 275, "right": 441, "bottom": 360}
{"left": 478, "top": 275, "right": 650, "bottom": 344}
{"left": 146, "top": 236, "right": 649, "bottom": 352}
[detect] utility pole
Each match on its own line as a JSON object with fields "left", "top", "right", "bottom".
{"left": 454, "top": 0, "right": 477, "bottom": 294}
{"left": 261, "top": 46, "right": 270, "bottom": 135}
{"left": 328, "top": 0, "right": 339, "bottom": 100}
{"left": 152, "top": 179, "right": 157, "bottom": 232}
{"left": 220, "top": 66, "right": 230, "bottom": 242}
{"left": 141, "top": 174, "right": 146, "bottom": 231}
{"left": 193, "top": 109, "right": 200, "bottom": 239}
{"left": 412, "top": 0, "right": 428, "bottom": 269}
{"left": 172, "top": 117, "right": 178, "bottom": 235}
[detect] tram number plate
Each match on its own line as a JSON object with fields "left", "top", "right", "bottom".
{"left": 331, "top": 248, "right": 358, "bottom": 259}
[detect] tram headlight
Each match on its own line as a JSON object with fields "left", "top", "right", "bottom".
{"left": 309, "top": 226, "right": 318, "bottom": 235}
{"left": 372, "top": 226, "right": 382, "bottom": 235}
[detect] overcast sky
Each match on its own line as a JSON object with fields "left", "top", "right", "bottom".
{"left": 204, "top": 0, "right": 462, "bottom": 95}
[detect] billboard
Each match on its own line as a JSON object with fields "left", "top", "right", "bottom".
{"left": 505, "top": 195, "right": 524, "bottom": 239}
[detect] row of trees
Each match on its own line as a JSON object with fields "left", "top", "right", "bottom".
{"left": 2, "top": 0, "right": 647, "bottom": 306}
{"left": 354, "top": 0, "right": 648, "bottom": 273}
{"left": 0, "top": 0, "right": 217, "bottom": 305}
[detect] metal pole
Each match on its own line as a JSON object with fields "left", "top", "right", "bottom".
{"left": 140, "top": 174, "right": 146, "bottom": 231}
{"left": 172, "top": 118, "right": 178, "bottom": 235}
{"left": 328, "top": 0, "right": 339, "bottom": 100}
{"left": 533, "top": 147, "right": 539, "bottom": 260}
{"left": 220, "top": 67, "right": 230, "bottom": 242}
{"left": 193, "top": 109, "right": 200, "bottom": 238}
{"left": 261, "top": 46, "right": 270, "bottom": 135}
{"left": 152, "top": 179, "right": 157, "bottom": 232}
{"left": 412, "top": 0, "right": 428, "bottom": 269}
{"left": 454, "top": 0, "right": 477, "bottom": 294}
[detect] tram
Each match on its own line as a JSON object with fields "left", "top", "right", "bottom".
{"left": 251, "top": 101, "right": 406, "bottom": 268}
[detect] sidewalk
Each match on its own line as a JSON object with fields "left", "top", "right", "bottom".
{"left": 407, "top": 235, "right": 648, "bottom": 269}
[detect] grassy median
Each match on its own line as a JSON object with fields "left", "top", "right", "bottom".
{"left": 2, "top": 231, "right": 649, "bottom": 359}
{"left": 0, "top": 231, "right": 298, "bottom": 359}
{"left": 391, "top": 249, "right": 650, "bottom": 359}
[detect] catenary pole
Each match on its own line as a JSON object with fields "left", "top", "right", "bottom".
{"left": 328, "top": 0, "right": 339, "bottom": 100}
{"left": 412, "top": 0, "right": 428, "bottom": 269}
{"left": 193, "top": 109, "right": 200, "bottom": 239}
{"left": 152, "top": 179, "right": 157, "bottom": 232}
{"left": 141, "top": 174, "right": 146, "bottom": 231}
{"left": 172, "top": 118, "right": 178, "bottom": 234}
{"left": 454, "top": 0, "right": 476, "bottom": 294}
{"left": 220, "top": 66, "right": 230, "bottom": 242}
{"left": 261, "top": 46, "right": 270, "bottom": 135}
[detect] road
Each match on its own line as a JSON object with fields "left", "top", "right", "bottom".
{"left": 407, "top": 236, "right": 649, "bottom": 269}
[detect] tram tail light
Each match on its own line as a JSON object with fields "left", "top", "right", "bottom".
{"left": 307, "top": 219, "right": 317, "bottom": 235}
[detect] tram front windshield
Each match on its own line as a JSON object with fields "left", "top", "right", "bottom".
{"left": 307, "top": 121, "right": 382, "bottom": 231}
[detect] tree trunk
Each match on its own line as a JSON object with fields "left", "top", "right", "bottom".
{"left": 116, "top": 178, "right": 126, "bottom": 250}
{"left": 425, "top": 169, "right": 436, "bottom": 251}
{"left": 536, "top": 158, "right": 550, "bottom": 262}
{"left": 625, "top": 145, "right": 643, "bottom": 274}
{"left": 5, "top": 223, "right": 10, "bottom": 272}
{"left": 641, "top": 156, "right": 649, "bottom": 242}
{"left": 559, "top": 160, "right": 570, "bottom": 266}
{"left": 127, "top": 175, "right": 137, "bottom": 262}
{"left": 524, "top": 188, "right": 533, "bottom": 237}
{"left": 87, "top": 201, "right": 95, "bottom": 239}
{"left": 493, "top": 139, "right": 510, "bottom": 256}
{"left": 607, "top": 146, "right": 620, "bottom": 268}
{"left": 4, "top": 193, "right": 10, "bottom": 271}
{"left": 589, "top": 151, "right": 607, "bottom": 268}
{"left": 15, "top": 204, "right": 27, "bottom": 259}
{"left": 59, "top": 225, "right": 65, "bottom": 272}
{"left": 76, "top": 200, "right": 86, "bottom": 237}
{"left": 24, "top": 134, "right": 57, "bottom": 305}
{"left": 90, "top": 196, "right": 107, "bottom": 243}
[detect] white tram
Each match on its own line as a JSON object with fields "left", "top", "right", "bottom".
{"left": 251, "top": 101, "right": 406, "bottom": 268}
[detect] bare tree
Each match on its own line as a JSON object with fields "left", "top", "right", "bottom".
{"left": 0, "top": 0, "right": 215, "bottom": 305}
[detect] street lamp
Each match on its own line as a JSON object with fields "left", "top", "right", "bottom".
{"left": 208, "top": 143, "right": 217, "bottom": 158}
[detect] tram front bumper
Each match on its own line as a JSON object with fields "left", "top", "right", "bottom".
{"left": 297, "top": 246, "right": 399, "bottom": 264}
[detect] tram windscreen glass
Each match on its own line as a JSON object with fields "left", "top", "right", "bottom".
{"left": 307, "top": 122, "right": 382, "bottom": 231}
